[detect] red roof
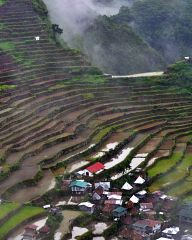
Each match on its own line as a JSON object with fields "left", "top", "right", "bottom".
{"left": 86, "top": 162, "right": 104, "bottom": 173}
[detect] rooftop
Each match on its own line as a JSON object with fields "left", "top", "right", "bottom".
{"left": 86, "top": 162, "right": 105, "bottom": 173}
{"left": 70, "top": 180, "right": 90, "bottom": 188}
{"left": 113, "top": 206, "right": 127, "bottom": 213}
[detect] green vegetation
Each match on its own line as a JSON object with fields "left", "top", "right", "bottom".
{"left": 82, "top": 93, "right": 95, "bottom": 99}
{"left": 0, "top": 42, "right": 15, "bottom": 51}
{"left": 32, "top": 0, "right": 48, "bottom": 16}
{"left": 11, "top": 52, "right": 34, "bottom": 66}
{"left": 167, "top": 171, "right": 192, "bottom": 197}
{"left": 0, "top": 23, "right": 4, "bottom": 29}
{"left": 0, "top": 206, "right": 44, "bottom": 238}
{"left": 165, "top": 61, "right": 192, "bottom": 88}
{"left": 84, "top": 15, "right": 164, "bottom": 74}
{"left": 148, "top": 151, "right": 183, "bottom": 178}
{"left": 0, "top": 85, "right": 16, "bottom": 92}
{"left": 0, "top": 0, "right": 6, "bottom": 6}
{"left": 0, "top": 203, "right": 20, "bottom": 220}
{"left": 93, "top": 126, "right": 114, "bottom": 143}
{"left": 184, "top": 194, "right": 192, "bottom": 202}
{"left": 71, "top": 75, "right": 106, "bottom": 84}
{"left": 74, "top": 0, "right": 192, "bottom": 74}
{"left": 150, "top": 154, "right": 192, "bottom": 191}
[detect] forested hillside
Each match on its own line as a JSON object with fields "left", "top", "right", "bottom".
{"left": 73, "top": 0, "right": 192, "bottom": 74}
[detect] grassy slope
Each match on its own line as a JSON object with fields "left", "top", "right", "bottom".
{"left": 0, "top": 203, "right": 20, "bottom": 220}
{"left": 0, "top": 206, "right": 44, "bottom": 238}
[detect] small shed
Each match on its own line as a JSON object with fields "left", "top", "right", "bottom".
{"left": 23, "top": 224, "right": 38, "bottom": 240}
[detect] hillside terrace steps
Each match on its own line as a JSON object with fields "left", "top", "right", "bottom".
{"left": 0, "top": 0, "right": 192, "bottom": 210}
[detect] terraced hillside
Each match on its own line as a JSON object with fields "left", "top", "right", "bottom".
{"left": 1, "top": 0, "right": 192, "bottom": 237}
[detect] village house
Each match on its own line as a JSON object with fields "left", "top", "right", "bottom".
{"left": 140, "top": 203, "right": 153, "bottom": 212}
{"left": 130, "top": 195, "right": 139, "bottom": 204}
{"left": 49, "top": 207, "right": 61, "bottom": 216}
{"left": 22, "top": 224, "right": 38, "bottom": 240}
{"left": 94, "top": 182, "right": 111, "bottom": 191}
{"left": 143, "top": 210, "right": 156, "bottom": 220}
{"left": 83, "top": 162, "right": 105, "bottom": 177}
{"left": 136, "top": 190, "right": 147, "bottom": 199}
{"left": 132, "top": 219, "right": 161, "bottom": 235}
{"left": 134, "top": 176, "right": 145, "bottom": 185}
{"left": 122, "top": 182, "right": 133, "bottom": 191}
{"left": 162, "top": 226, "right": 180, "bottom": 239}
{"left": 79, "top": 202, "right": 95, "bottom": 214}
{"left": 108, "top": 193, "right": 122, "bottom": 200}
{"left": 104, "top": 199, "right": 123, "bottom": 207}
{"left": 178, "top": 203, "right": 192, "bottom": 225}
{"left": 92, "top": 191, "right": 102, "bottom": 202}
{"left": 112, "top": 206, "right": 127, "bottom": 218}
{"left": 69, "top": 180, "right": 91, "bottom": 195}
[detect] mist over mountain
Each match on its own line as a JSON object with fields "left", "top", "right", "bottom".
{"left": 43, "top": 0, "right": 192, "bottom": 74}
{"left": 43, "top": 0, "right": 131, "bottom": 44}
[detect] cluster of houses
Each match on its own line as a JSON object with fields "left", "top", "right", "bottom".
{"left": 22, "top": 206, "right": 62, "bottom": 240}
{"left": 22, "top": 224, "right": 50, "bottom": 240}
{"left": 61, "top": 165, "right": 191, "bottom": 240}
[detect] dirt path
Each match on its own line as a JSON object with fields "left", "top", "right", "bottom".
{"left": 112, "top": 71, "right": 164, "bottom": 78}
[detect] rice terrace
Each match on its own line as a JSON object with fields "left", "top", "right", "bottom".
{"left": 0, "top": 0, "right": 192, "bottom": 239}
